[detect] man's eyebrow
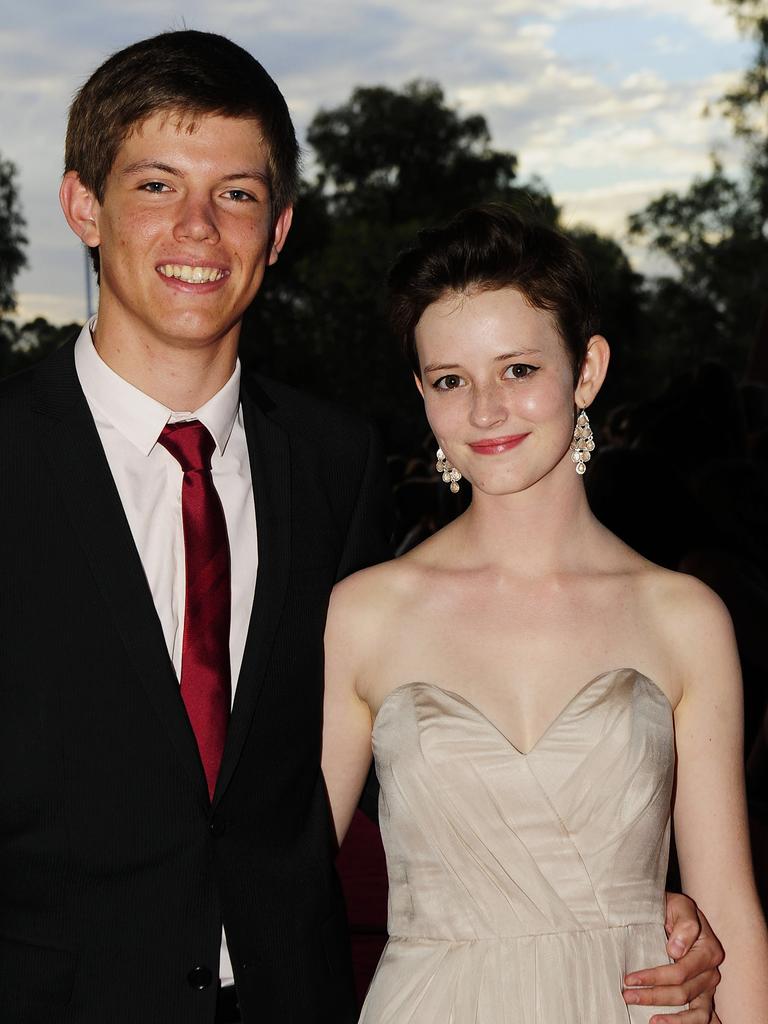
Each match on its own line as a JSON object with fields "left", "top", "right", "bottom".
{"left": 220, "top": 170, "right": 270, "bottom": 185}
{"left": 121, "top": 160, "right": 181, "bottom": 177}
{"left": 120, "top": 160, "right": 269, "bottom": 184}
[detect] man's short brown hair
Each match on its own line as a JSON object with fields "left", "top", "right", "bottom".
{"left": 65, "top": 30, "right": 299, "bottom": 271}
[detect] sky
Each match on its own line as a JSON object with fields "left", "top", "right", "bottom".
{"left": 0, "top": 0, "right": 753, "bottom": 324}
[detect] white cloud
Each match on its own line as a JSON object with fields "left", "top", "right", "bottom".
{"left": 486, "top": 65, "right": 743, "bottom": 184}
{"left": 556, "top": 176, "right": 691, "bottom": 232}
{"left": 539, "top": 0, "right": 738, "bottom": 40}
{"left": 518, "top": 22, "right": 556, "bottom": 44}
{"left": 653, "top": 33, "right": 688, "bottom": 55}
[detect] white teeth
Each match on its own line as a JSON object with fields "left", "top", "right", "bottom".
{"left": 159, "top": 264, "right": 225, "bottom": 283}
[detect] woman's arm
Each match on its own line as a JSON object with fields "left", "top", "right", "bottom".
{"left": 321, "top": 575, "right": 378, "bottom": 846}
{"left": 670, "top": 579, "right": 768, "bottom": 1022}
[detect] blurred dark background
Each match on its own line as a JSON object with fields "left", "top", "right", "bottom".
{"left": 1, "top": 0, "right": 766, "bottom": 995}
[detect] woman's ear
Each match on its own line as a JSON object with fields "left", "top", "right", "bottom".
{"left": 414, "top": 371, "right": 424, "bottom": 398}
{"left": 59, "top": 171, "right": 101, "bottom": 247}
{"left": 574, "top": 335, "right": 610, "bottom": 409}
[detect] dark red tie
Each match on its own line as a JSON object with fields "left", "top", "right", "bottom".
{"left": 158, "top": 420, "right": 231, "bottom": 800}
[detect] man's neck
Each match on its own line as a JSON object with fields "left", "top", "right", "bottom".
{"left": 91, "top": 320, "right": 240, "bottom": 412}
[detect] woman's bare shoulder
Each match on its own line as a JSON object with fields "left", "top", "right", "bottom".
{"left": 329, "top": 549, "right": 431, "bottom": 626}
{"left": 325, "top": 550, "right": 438, "bottom": 690}
{"left": 637, "top": 564, "right": 732, "bottom": 630}
{"left": 588, "top": 517, "right": 734, "bottom": 641}
{"left": 633, "top": 565, "right": 739, "bottom": 691}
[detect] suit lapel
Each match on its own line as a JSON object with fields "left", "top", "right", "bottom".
{"left": 33, "top": 343, "right": 209, "bottom": 805}
{"left": 213, "top": 378, "right": 291, "bottom": 805}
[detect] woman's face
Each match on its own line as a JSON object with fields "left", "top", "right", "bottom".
{"left": 415, "top": 286, "right": 607, "bottom": 497}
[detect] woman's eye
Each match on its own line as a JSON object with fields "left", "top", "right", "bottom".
{"left": 434, "top": 374, "right": 465, "bottom": 391}
{"left": 503, "top": 363, "right": 538, "bottom": 380}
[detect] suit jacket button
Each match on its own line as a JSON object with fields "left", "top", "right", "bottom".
{"left": 209, "top": 817, "right": 226, "bottom": 837}
{"left": 187, "top": 965, "right": 213, "bottom": 989}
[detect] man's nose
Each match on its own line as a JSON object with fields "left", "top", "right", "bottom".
{"left": 174, "top": 195, "right": 220, "bottom": 244}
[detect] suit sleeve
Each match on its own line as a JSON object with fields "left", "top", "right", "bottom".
{"left": 334, "top": 422, "right": 393, "bottom": 582}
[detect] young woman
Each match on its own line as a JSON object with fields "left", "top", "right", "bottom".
{"left": 322, "top": 207, "right": 768, "bottom": 1022}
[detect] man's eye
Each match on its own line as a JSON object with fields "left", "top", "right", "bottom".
{"left": 224, "top": 189, "right": 256, "bottom": 202}
{"left": 140, "top": 181, "right": 170, "bottom": 193}
{"left": 503, "top": 363, "right": 538, "bottom": 380}
{"left": 434, "top": 374, "right": 465, "bottom": 390}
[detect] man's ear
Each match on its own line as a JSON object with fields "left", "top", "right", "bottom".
{"left": 574, "top": 335, "right": 610, "bottom": 409}
{"left": 59, "top": 171, "right": 101, "bottom": 247}
{"left": 268, "top": 205, "right": 294, "bottom": 266}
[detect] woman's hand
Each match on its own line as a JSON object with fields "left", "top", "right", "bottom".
{"left": 622, "top": 892, "right": 722, "bottom": 1023}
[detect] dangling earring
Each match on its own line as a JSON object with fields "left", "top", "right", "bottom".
{"left": 436, "top": 447, "right": 462, "bottom": 493}
{"left": 570, "top": 408, "right": 595, "bottom": 475}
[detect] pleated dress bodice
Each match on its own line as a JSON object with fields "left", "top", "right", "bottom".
{"left": 359, "top": 668, "right": 678, "bottom": 1023}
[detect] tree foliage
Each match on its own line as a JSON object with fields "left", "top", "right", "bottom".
{"left": 306, "top": 80, "right": 527, "bottom": 222}
{"left": 567, "top": 227, "right": 646, "bottom": 409}
{"left": 629, "top": 159, "right": 768, "bottom": 364}
{"left": 717, "top": 0, "right": 768, "bottom": 137}
{"left": 0, "top": 154, "right": 27, "bottom": 314}
{"left": 629, "top": 2, "right": 768, "bottom": 381}
{"left": 0, "top": 317, "right": 80, "bottom": 378}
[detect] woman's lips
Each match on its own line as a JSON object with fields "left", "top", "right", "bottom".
{"left": 468, "top": 433, "right": 529, "bottom": 455}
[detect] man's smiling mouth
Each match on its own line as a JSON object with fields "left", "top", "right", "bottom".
{"left": 157, "top": 264, "right": 228, "bottom": 284}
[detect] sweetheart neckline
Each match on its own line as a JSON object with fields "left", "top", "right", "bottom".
{"left": 372, "top": 668, "right": 672, "bottom": 757}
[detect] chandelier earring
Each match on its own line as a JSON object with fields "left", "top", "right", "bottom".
{"left": 436, "top": 447, "right": 462, "bottom": 494}
{"left": 570, "top": 408, "right": 595, "bottom": 475}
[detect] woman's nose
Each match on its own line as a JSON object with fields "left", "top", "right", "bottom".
{"left": 469, "top": 382, "right": 508, "bottom": 430}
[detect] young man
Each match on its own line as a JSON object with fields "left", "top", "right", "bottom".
{"left": 0, "top": 29, "right": 722, "bottom": 1024}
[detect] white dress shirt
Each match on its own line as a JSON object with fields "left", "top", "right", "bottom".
{"left": 74, "top": 318, "right": 256, "bottom": 986}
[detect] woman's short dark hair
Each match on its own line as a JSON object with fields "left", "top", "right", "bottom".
{"left": 388, "top": 205, "right": 600, "bottom": 380}
{"left": 65, "top": 30, "right": 299, "bottom": 272}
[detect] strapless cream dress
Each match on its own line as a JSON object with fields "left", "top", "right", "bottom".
{"left": 359, "top": 668, "right": 679, "bottom": 1022}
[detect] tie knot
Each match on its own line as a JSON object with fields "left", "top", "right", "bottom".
{"left": 158, "top": 420, "right": 216, "bottom": 472}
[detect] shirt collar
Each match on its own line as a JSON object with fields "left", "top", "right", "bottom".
{"left": 74, "top": 317, "right": 241, "bottom": 457}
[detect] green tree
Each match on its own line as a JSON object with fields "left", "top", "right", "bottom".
{"left": 629, "top": 158, "right": 768, "bottom": 370}
{"left": 305, "top": 80, "right": 552, "bottom": 223}
{"left": 1, "top": 317, "right": 81, "bottom": 378}
{"left": 0, "top": 155, "right": 27, "bottom": 315}
{"left": 0, "top": 154, "right": 30, "bottom": 377}
{"left": 629, "top": 1, "right": 768, "bottom": 381}
{"left": 0, "top": 157, "right": 83, "bottom": 379}
{"left": 717, "top": 0, "right": 768, "bottom": 138}
{"left": 567, "top": 227, "right": 647, "bottom": 409}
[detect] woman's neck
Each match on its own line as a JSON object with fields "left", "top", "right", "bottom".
{"left": 450, "top": 463, "right": 606, "bottom": 577}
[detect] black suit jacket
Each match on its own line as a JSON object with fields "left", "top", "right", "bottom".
{"left": 0, "top": 340, "right": 391, "bottom": 1024}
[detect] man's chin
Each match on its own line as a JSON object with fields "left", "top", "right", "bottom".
{"left": 150, "top": 312, "right": 242, "bottom": 351}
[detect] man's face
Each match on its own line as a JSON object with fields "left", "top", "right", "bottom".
{"left": 83, "top": 111, "right": 291, "bottom": 352}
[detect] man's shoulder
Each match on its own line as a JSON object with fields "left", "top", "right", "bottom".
{"left": 0, "top": 360, "right": 37, "bottom": 421}
{"left": 0, "top": 338, "right": 78, "bottom": 407}
{"left": 242, "top": 371, "right": 375, "bottom": 449}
